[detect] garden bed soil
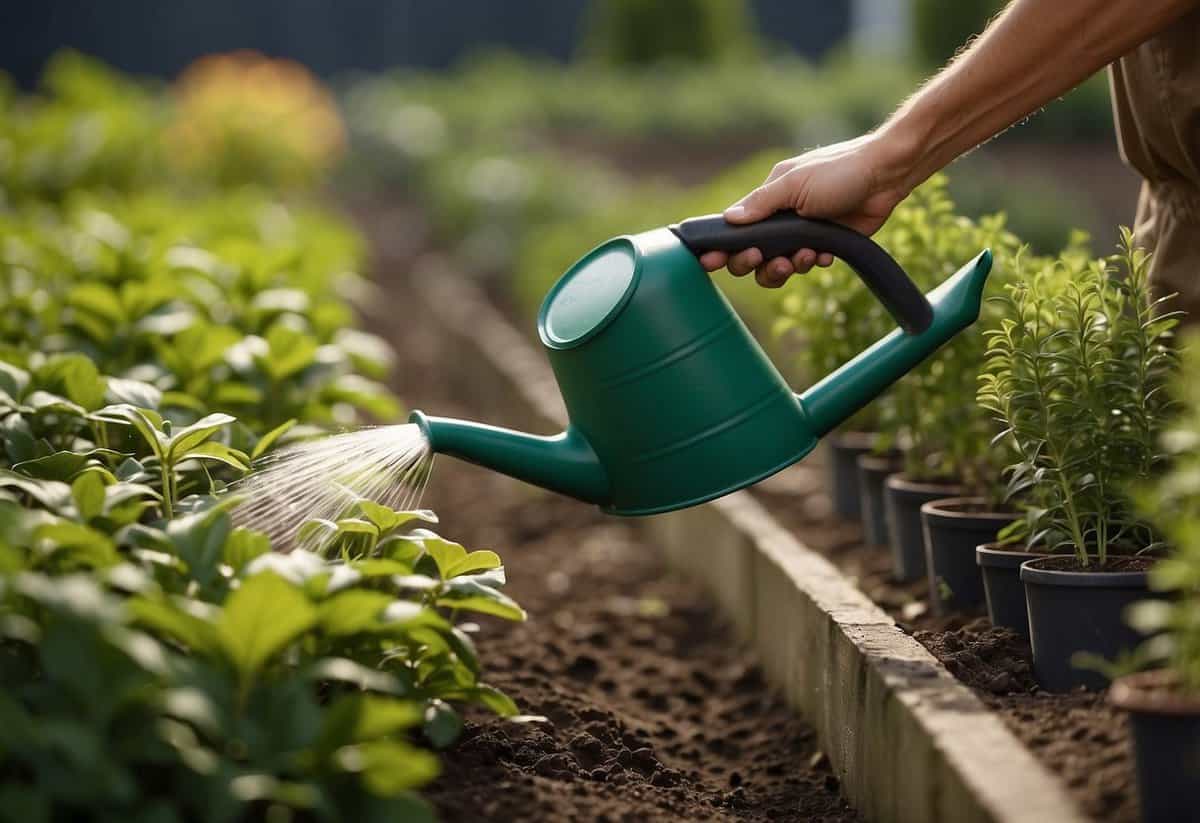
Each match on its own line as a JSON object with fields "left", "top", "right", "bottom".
{"left": 1030, "top": 555, "right": 1156, "bottom": 574}
{"left": 754, "top": 468, "right": 1137, "bottom": 823}
{"left": 366, "top": 265, "right": 859, "bottom": 821}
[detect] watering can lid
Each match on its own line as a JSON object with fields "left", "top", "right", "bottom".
{"left": 540, "top": 238, "right": 639, "bottom": 349}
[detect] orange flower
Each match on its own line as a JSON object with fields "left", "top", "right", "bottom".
{"left": 168, "top": 51, "right": 345, "bottom": 187}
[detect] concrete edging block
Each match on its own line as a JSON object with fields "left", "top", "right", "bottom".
{"left": 410, "top": 263, "right": 1085, "bottom": 823}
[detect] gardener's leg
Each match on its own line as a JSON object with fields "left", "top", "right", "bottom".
{"left": 1134, "top": 182, "right": 1200, "bottom": 327}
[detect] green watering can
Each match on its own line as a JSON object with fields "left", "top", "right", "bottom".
{"left": 410, "top": 213, "right": 992, "bottom": 515}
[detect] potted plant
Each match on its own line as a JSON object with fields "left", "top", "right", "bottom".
{"left": 773, "top": 230, "right": 896, "bottom": 524}
{"left": 980, "top": 232, "right": 1179, "bottom": 690}
{"left": 1108, "top": 333, "right": 1200, "bottom": 822}
{"left": 973, "top": 516, "right": 1057, "bottom": 634}
{"left": 866, "top": 180, "right": 1022, "bottom": 583}
{"left": 857, "top": 446, "right": 901, "bottom": 545}
{"left": 828, "top": 429, "right": 877, "bottom": 520}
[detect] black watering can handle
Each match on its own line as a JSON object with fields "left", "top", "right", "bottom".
{"left": 670, "top": 212, "right": 934, "bottom": 334}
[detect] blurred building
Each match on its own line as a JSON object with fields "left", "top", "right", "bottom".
{"left": 2, "top": 0, "right": 859, "bottom": 86}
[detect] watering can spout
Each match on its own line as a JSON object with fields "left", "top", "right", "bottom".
{"left": 408, "top": 411, "right": 610, "bottom": 505}
{"left": 797, "top": 248, "right": 994, "bottom": 437}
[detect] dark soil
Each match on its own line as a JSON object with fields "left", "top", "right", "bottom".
{"left": 755, "top": 464, "right": 1137, "bottom": 823}
{"left": 362, "top": 220, "right": 860, "bottom": 821}
{"left": 1026, "top": 555, "right": 1156, "bottom": 574}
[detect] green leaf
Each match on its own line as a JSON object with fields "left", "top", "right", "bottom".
{"left": 318, "top": 694, "right": 423, "bottom": 751}
{"left": 405, "top": 529, "right": 466, "bottom": 579}
{"left": 436, "top": 593, "right": 526, "bottom": 622}
{"left": 167, "top": 412, "right": 237, "bottom": 461}
{"left": 307, "top": 657, "right": 403, "bottom": 695}
{"left": 223, "top": 527, "right": 271, "bottom": 572}
{"left": 37, "top": 354, "right": 107, "bottom": 410}
{"left": 351, "top": 558, "right": 413, "bottom": 578}
{"left": 218, "top": 572, "right": 318, "bottom": 678}
{"left": 0, "top": 470, "right": 72, "bottom": 510}
{"left": 423, "top": 699, "right": 463, "bottom": 749}
{"left": 250, "top": 418, "right": 298, "bottom": 461}
{"left": 181, "top": 441, "right": 251, "bottom": 471}
{"left": 0, "top": 361, "right": 30, "bottom": 399}
{"left": 33, "top": 521, "right": 120, "bottom": 569}
{"left": 26, "top": 391, "right": 86, "bottom": 417}
{"left": 129, "top": 597, "right": 221, "bottom": 656}
{"left": 167, "top": 508, "right": 232, "bottom": 585}
{"left": 92, "top": 405, "right": 167, "bottom": 460}
{"left": 350, "top": 740, "right": 440, "bottom": 795}
{"left": 15, "top": 448, "right": 129, "bottom": 482}
{"left": 335, "top": 518, "right": 380, "bottom": 538}
{"left": 317, "top": 589, "right": 395, "bottom": 636}
{"left": 446, "top": 626, "right": 480, "bottom": 676}
{"left": 461, "top": 684, "right": 519, "bottom": 717}
{"left": 212, "top": 382, "right": 263, "bottom": 406}
{"left": 67, "top": 282, "right": 125, "bottom": 324}
{"left": 356, "top": 501, "right": 436, "bottom": 535}
{"left": 444, "top": 550, "right": 502, "bottom": 579}
{"left": 72, "top": 472, "right": 106, "bottom": 521}
{"left": 262, "top": 325, "right": 319, "bottom": 381}
{"left": 105, "top": 377, "right": 163, "bottom": 410}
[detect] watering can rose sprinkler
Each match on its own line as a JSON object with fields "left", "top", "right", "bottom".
{"left": 410, "top": 212, "right": 992, "bottom": 516}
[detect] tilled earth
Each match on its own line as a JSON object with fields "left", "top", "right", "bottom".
{"left": 361, "top": 231, "right": 859, "bottom": 820}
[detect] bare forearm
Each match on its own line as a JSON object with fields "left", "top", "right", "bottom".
{"left": 880, "top": 0, "right": 1197, "bottom": 190}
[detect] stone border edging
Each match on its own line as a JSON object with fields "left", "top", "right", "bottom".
{"left": 409, "top": 260, "right": 1085, "bottom": 823}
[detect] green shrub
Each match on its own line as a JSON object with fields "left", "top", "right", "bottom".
{"left": 0, "top": 57, "right": 521, "bottom": 819}
{"left": 979, "top": 231, "right": 1180, "bottom": 562}
{"left": 580, "top": 0, "right": 758, "bottom": 67}
{"left": 1127, "top": 334, "right": 1200, "bottom": 688}
{"left": 0, "top": 51, "right": 347, "bottom": 204}
{"left": 0, "top": 52, "right": 168, "bottom": 204}
{"left": 0, "top": 189, "right": 395, "bottom": 433}
{"left": 774, "top": 176, "right": 1030, "bottom": 492}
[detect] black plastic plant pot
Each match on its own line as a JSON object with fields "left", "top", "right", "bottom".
{"left": 828, "top": 431, "right": 877, "bottom": 520}
{"left": 856, "top": 453, "right": 901, "bottom": 546}
{"left": 1110, "top": 670, "right": 1200, "bottom": 823}
{"left": 1020, "top": 556, "right": 1152, "bottom": 692}
{"left": 884, "top": 474, "right": 964, "bottom": 582}
{"left": 920, "top": 498, "right": 1016, "bottom": 614}
{"left": 975, "top": 542, "right": 1049, "bottom": 637}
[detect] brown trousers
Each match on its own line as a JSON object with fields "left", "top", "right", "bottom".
{"left": 1110, "top": 6, "right": 1200, "bottom": 324}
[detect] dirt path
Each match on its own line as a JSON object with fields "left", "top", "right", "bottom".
{"left": 358, "top": 214, "right": 860, "bottom": 822}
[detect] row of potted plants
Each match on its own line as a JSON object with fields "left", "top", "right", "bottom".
{"left": 800, "top": 198, "right": 1189, "bottom": 816}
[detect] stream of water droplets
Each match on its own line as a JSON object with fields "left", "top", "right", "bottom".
{"left": 233, "top": 423, "right": 434, "bottom": 548}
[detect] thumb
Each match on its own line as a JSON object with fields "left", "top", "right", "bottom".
{"left": 723, "top": 176, "right": 791, "bottom": 224}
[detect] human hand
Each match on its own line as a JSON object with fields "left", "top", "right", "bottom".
{"left": 700, "top": 134, "right": 913, "bottom": 288}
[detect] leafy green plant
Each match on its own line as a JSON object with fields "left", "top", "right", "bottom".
{"left": 1, "top": 495, "right": 525, "bottom": 821}
{"left": 978, "top": 231, "right": 1180, "bottom": 563}
{"left": 1118, "top": 333, "right": 1200, "bottom": 689}
{"left": 0, "top": 54, "right": 524, "bottom": 818}
{"left": 776, "top": 176, "right": 1027, "bottom": 494}
{"left": 0, "top": 189, "right": 397, "bottom": 433}
{"left": 0, "top": 357, "right": 524, "bottom": 818}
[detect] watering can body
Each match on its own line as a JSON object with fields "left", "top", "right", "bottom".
{"left": 411, "top": 213, "right": 992, "bottom": 515}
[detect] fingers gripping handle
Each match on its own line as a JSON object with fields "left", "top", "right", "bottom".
{"left": 670, "top": 212, "right": 934, "bottom": 334}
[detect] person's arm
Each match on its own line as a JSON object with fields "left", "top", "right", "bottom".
{"left": 706, "top": 0, "right": 1198, "bottom": 288}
